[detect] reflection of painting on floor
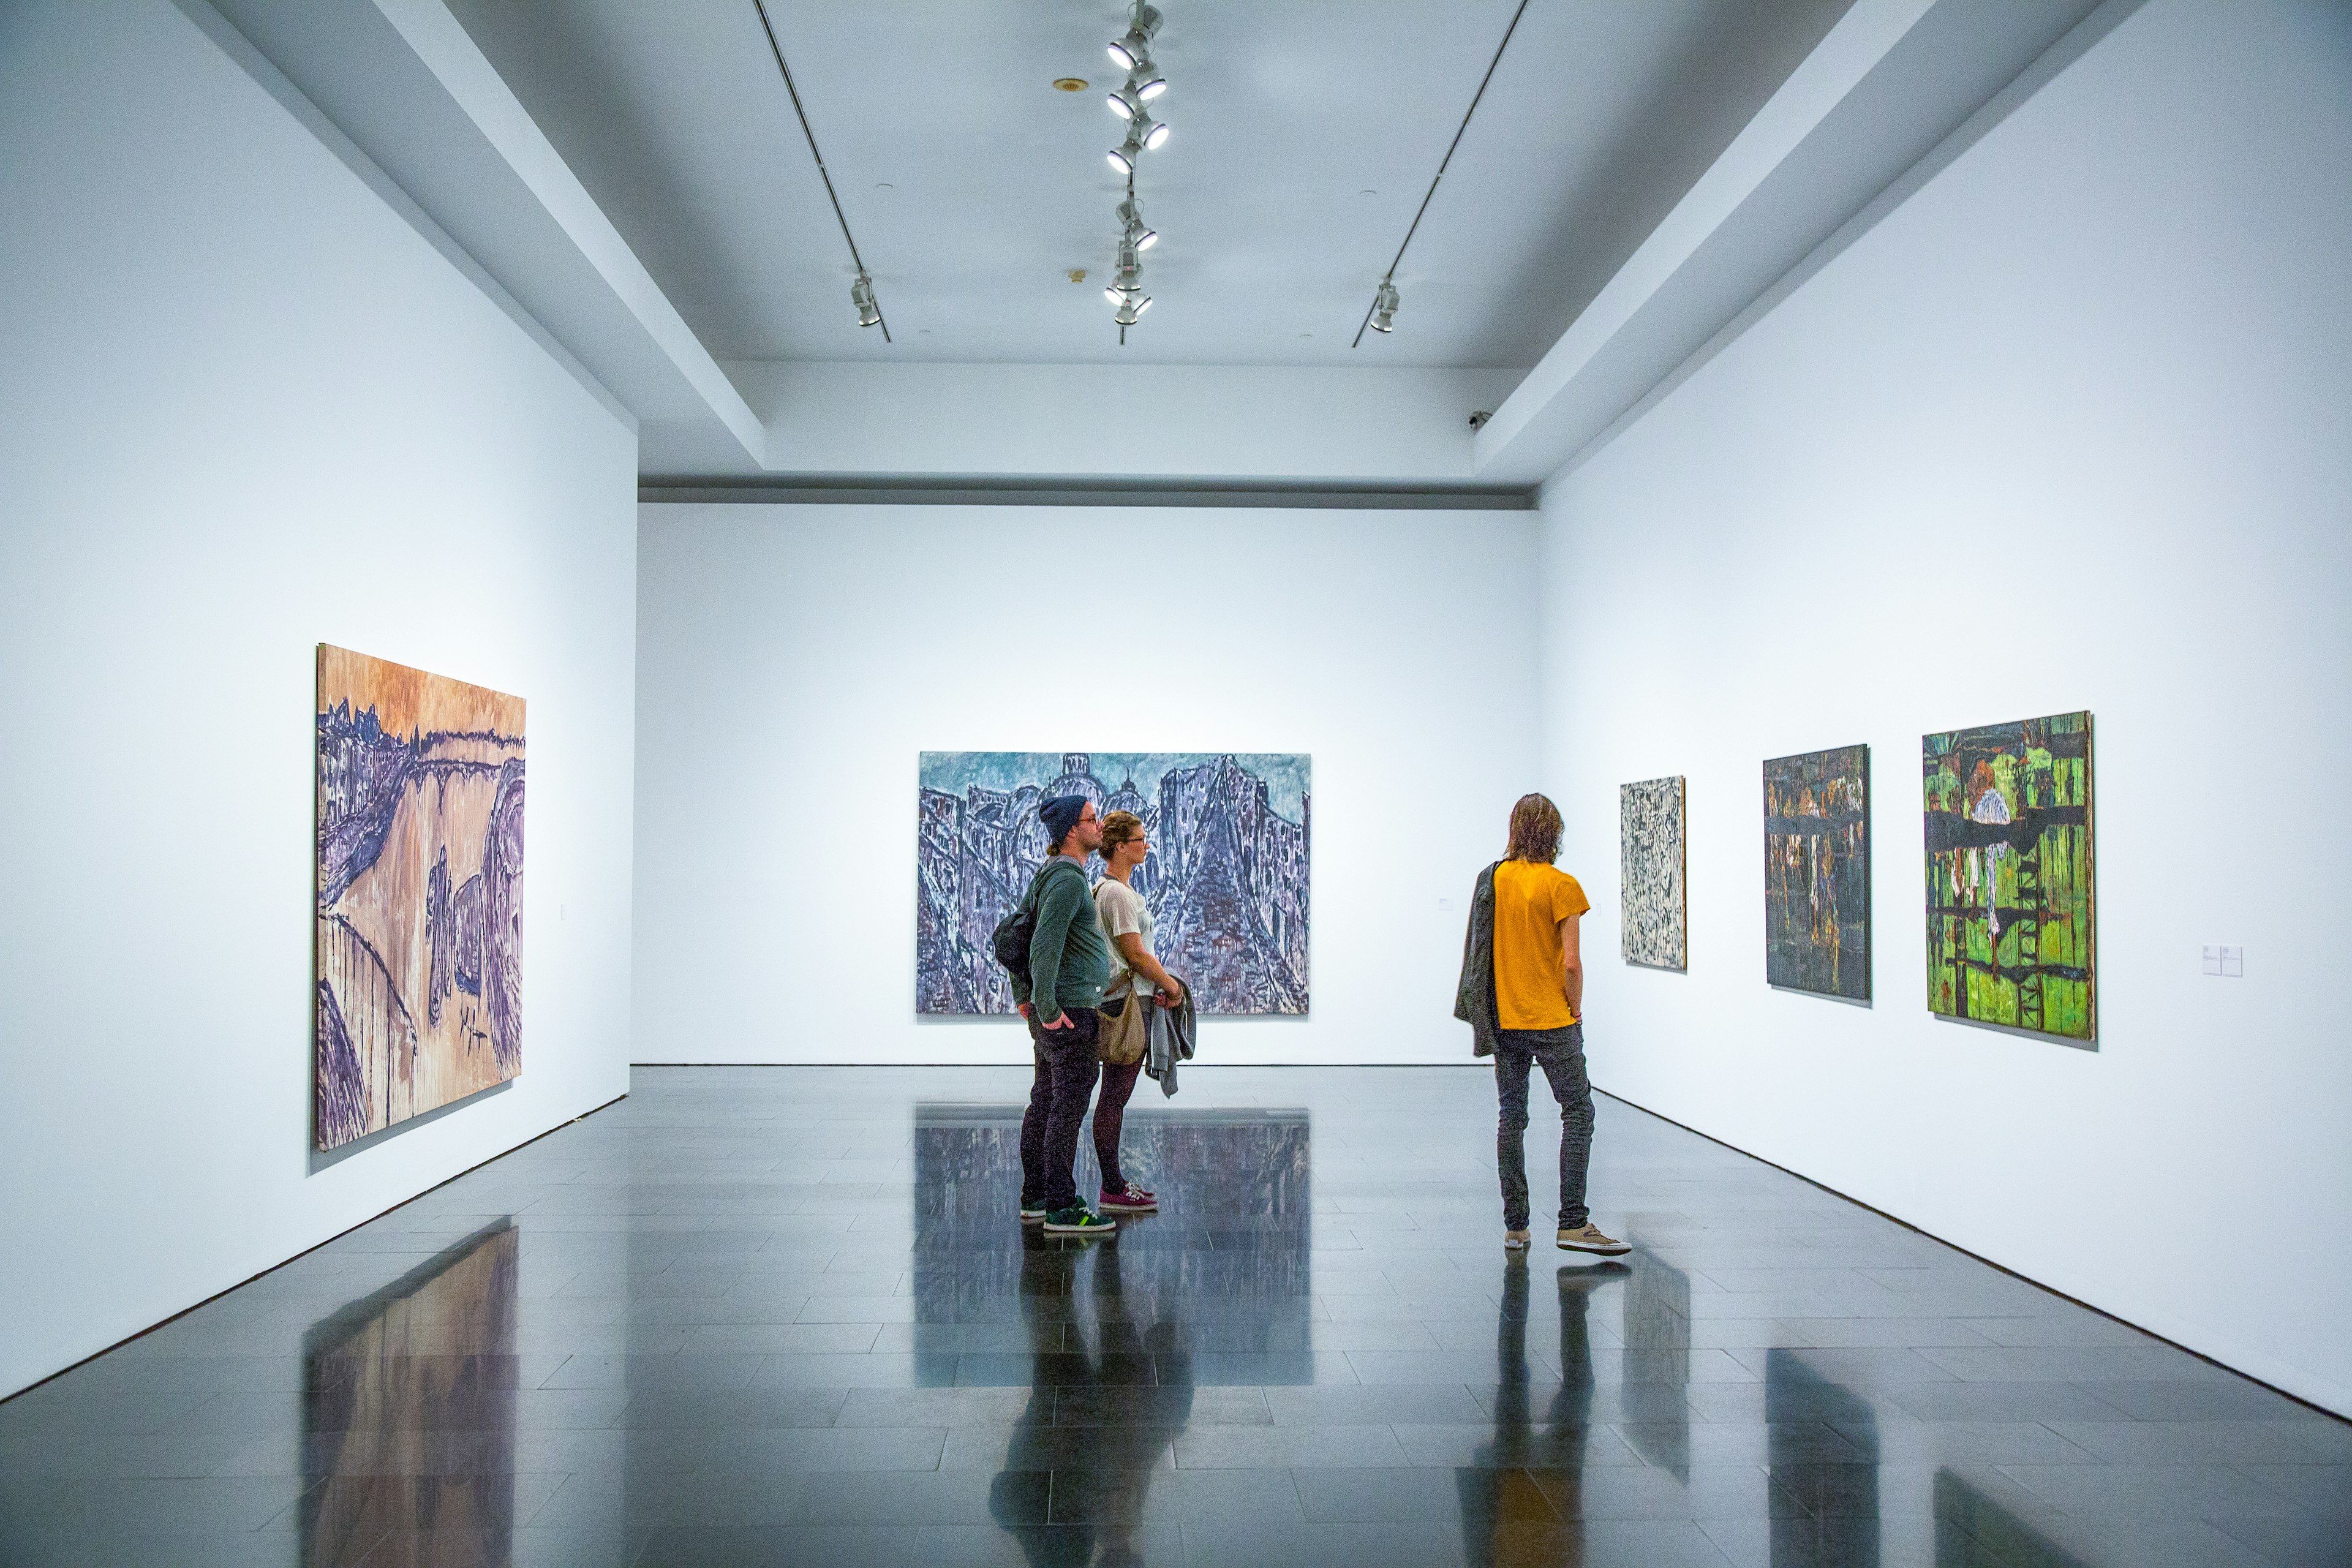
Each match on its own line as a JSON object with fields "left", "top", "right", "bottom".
{"left": 1619, "top": 776, "right": 1686, "bottom": 970}
{"left": 315, "top": 646, "right": 524, "bottom": 1149}
{"left": 1763, "top": 745, "right": 1871, "bottom": 1000}
{"left": 1924, "top": 711, "right": 2094, "bottom": 1041}
{"left": 917, "top": 752, "right": 1309, "bottom": 1016}
{"left": 300, "top": 1221, "right": 518, "bottom": 1566}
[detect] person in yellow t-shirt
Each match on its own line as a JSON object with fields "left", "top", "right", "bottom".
{"left": 1487, "top": 794, "right": 1629, "bottom": 1257}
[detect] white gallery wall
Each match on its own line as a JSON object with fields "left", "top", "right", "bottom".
{"left": 1537, "top": 0, "right": 2352, "bottom": 1414}
{"left": 633, "top": 502, "right": 1540, "bottom": 1066}
{"left": 0, "top": 0, "right": 639, "bottom": 1399}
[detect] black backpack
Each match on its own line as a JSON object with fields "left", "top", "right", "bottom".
{"left": 991, "top": 861, "right": 1080, "bottom": 984}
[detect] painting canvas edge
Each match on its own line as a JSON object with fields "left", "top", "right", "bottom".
{"left": 313, "top": 644, "right": 527, "bottom": 1151}
{"left": 1760, "top": 744, "right": 1871, "bottom": 1003}
{"left": 1618, "top": 774, "right": 1688, "bottom": 972}
{"left": 914, "top": 750, "right": 1311, "bottom": 1018}
{"left": 1919, "top": 709, "right": 2095, "bottom": 1043}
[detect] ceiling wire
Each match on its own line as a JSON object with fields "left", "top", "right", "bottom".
{"left": 751, "top": 0, "right": 890, "bottom": 343}
{"left": 1351, "top": 0, "right": 1531, "bottom": 349}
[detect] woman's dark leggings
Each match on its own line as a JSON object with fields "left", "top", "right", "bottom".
{"left": 1093, "top": 1057, "right": 1144, "bottom": 1189}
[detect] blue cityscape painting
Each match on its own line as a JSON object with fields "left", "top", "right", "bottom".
{"left": 918, "top": 752, "right": 1310, "bottom": 1016}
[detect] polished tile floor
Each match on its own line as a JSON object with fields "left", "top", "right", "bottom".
{"left": 2, "top": 1066, "right": 2345, "bottom": 1567}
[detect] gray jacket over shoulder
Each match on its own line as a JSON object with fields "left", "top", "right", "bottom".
{"left": 1145, "top": 979, "right": 1195, "bottom": 1096}
{"left": 1452, "top": 861, "right": 1503, "bottom": 1058}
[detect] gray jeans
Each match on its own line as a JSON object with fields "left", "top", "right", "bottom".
{"left": 1494, "top": 1024, "right": 1593, "bottom": 1231}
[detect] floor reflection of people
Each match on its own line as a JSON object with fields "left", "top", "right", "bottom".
{"left": 992, "top": 1229, "right": 1191, "bottom": 1567}
{"left": 298, "top": 1219, "right": 519, "bottom": 1568}
{"left": 1616, "top": 1246, "right": 1693, "bottom": 1479}
{"left": 1458, "top": 1256, "right": 1627, "bottom": 1565}
{"left": 1768, "top": 1348, "right": 1878, "bottom": 1568}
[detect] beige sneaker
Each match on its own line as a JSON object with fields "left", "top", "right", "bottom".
{"left": 1504, "top": 1229, "right": 1531, "bottom": 1251}
{"left": 1558, "top": 1223, "right": 1631, "bottom": 1256}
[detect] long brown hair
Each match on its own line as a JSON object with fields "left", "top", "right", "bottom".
{"left": 1505, "top": 793, "right": 1562, "bottom": 864}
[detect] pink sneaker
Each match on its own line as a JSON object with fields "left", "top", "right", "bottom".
{"left": 1099, "top": 1181, "right": 1158, "bottom": 1213}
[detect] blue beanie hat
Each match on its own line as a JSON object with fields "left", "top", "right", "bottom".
{"left": 1039, "top": 794, "right": 1088, "bottom": 847}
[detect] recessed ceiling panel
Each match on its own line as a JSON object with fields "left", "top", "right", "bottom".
{"left": 445, "top": 0, "right": 1855, "bottom": 368}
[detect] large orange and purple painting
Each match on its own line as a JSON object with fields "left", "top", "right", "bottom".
{"left": 314, "top": 646, "right": 524, "bottom": 1149}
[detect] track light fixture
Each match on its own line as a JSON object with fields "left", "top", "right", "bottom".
{"left": 753, "top": 0, "right": 891, "bottom": 342}
{"left": 1354, "top": 0, "right": 1528, "bottom": 344}
{"left": 1098, "top": 4, "right": 1170, "bottom": 342}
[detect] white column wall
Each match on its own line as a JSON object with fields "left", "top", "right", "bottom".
{"left": 631, "top": 502, "right": 1540, "bottom": 1065}
{"left": 0, "top": 0, "right": 639, "bottom": 1398}
{"left": 1536, "top": 0, "right": 2352, "bottom": 1413}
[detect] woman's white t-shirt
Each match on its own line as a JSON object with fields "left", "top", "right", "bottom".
{"left": 1093, "top": 878, "right": 1156, "bottom": 997}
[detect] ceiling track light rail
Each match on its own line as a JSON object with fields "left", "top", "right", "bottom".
{"left": 752, "top": 0, "right": 891, "bottom": 342}
{"left": 1351, "top": 0, "right": 1529, "bottom": 349}
{"left": 1098, "top": 3, "right": 1168, "bottom": 343}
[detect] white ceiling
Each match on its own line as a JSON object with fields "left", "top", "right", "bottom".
{"left": 440, "top": 0, "right": 1855, "bottom": 369}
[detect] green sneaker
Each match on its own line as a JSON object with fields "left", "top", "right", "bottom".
{"left": 1042, "top": 1205, "right": 1116, "bottom": 1235}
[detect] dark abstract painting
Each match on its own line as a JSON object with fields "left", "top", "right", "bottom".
{"left": 1763, "top": 745, "right": 1871, "bottom": 1000}
{"left": 1924, "top": 711, "right": 2095, "bottom": 1041}
{"left": 1619, "top": 775, "right": 1687, "bottom": 970}
{"left": 315, "top": 646, "right": 524, "bottom": 1150}
{"left": 918, "top": 752, "right": 1309, "bottom": 1016}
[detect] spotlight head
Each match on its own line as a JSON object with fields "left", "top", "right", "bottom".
{"left": 1132, "top": 227, "right": 1157, "bottom": 251}
{"left": 1107, "top": 85, "right": 1141, "bottom": 119}
{"left": 1107, "top": 3, "right": 1160, "bottom": 72}
{"left": 1369, "top": 279, "right": 1400, "bottom": 333}
{"left": 1134, "top": 294, "right": 1153, "bottom": 315}
{"left": 1141, "top": 120, "right": 1169, "bottom": 151}
{"left": 1107, "top": 145, "right": 1135, "bottom": 176}
{"left": 1134, "top": 69, "right": 1167, "bottom": 100}
{"left": 1117, "top": 196, "right": 1144, "bottom": 227}
{"left": 1114, "top": 295, "right": 1147, "bottom": 328}
{"left": 851, "top": 273, "right": 881, "bottom": 328}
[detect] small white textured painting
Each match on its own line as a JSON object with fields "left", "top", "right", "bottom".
{"left": 1621, "top": 776, "right": 1687, "bottom": 970}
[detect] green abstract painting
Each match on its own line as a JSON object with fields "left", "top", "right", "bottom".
{"left": 1923, "top": 712, "right": 2095, "bottom": 1041}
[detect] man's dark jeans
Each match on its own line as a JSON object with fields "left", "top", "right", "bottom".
{"left": 1020, "top": 1007, "right": 1101, "bottom": 1213}
{"left": 1494, "top": 1023, "right": 1594, "bottom": 1231}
